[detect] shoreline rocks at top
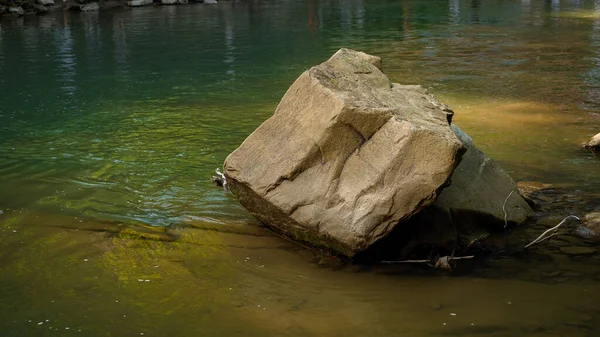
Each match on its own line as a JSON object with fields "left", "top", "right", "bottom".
{"left": 224, "top": 48, "right": 532, "bottom": 258}
{"left": 0, "top": 0, "right": 218, "bottom": 17}
{"left": 80, "top": 2, "right": 99, "bottom": 11}
{"left": 583, "top": 132, "right": 600, "bottom": 150}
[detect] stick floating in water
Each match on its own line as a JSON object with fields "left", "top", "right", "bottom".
{"left": 212, "top": 168, "right": 228, "bottom": 191}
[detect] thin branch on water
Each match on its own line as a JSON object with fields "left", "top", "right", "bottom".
{"left": 381, "top": 255, "right": 474, "bottom": 270}
{"left": 523, "top": 215, "right": 580, "bottom": 250}
{"left": 212, "top": 168, "right": 228, "bottom": 191}
{"left": 503, "top": 190, "right": 514, "bottom": 230}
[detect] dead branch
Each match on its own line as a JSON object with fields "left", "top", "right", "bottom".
{"left": 503, "top": 191, "right": 514, "bottom": 229}
{"left": 523, "top": 215, "right": 580, "bottom": 250}
{"left": 212, "top": 168, "right": 228, "bottom": 191}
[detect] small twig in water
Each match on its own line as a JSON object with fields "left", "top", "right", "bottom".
{"left": 503, "top": 191, "right": 514, "bottom": 230}
{"left": 381, "top": 255, "right": 474, "bottom": 271}
{"left": 212, "top": 168, "right": 228, "bottom": 191}
{"left": 523, "top": 215, "right": 580, "bottom": 250}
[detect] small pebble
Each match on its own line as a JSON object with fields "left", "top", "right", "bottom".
{"left": 450, "top": 313, "right": 457, "bottom": 316}
{"left": 38, "top": 322, "right": 44, "bottom": 325}
{"left": 83, "top": 259, "right": 88, "bottom": 262}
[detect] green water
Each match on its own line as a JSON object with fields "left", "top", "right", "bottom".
{"left": 1, "top": 0, "right": 600, "bottom": 336}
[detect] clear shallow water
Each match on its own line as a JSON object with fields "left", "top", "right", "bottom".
{"left": 1, "top": 1, "right": 600, "bottom": 336}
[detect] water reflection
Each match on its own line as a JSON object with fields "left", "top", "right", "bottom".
{"left": 113, "top": 17, "right": 130, "bottom": 76}
{"left": 224, "top": 9, "right": 236, "bottom": 78}
{"left": 449, "top": 0, "right": 460, "bottom": 24}
{"left": 55, "top": 19, "right": 77, "bottom": 95}
{"left": 469, "top": 0, "right": 480, "bottom": 23}
{"left": 582, "top": 0, "right": 600, "bottom": 113}
{"left": 1, "top": 1, "right": 600, "bottom": 336}
{"left": 0, "top": 24, "right": 3, "bottom": 83}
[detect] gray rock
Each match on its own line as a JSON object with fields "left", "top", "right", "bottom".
{"left": 204, "top": 0, "right": 217, "bottom": 3}
{"left": 80, "top": 2, "right": 99, "bottom": 11}
{"left": 33, "top": 4, "right": 48, "bottom": 13}
{"left": 433, "top": 125, "right": 533, "bottom": 228}
{"left": 161, "top": 0, "right": 187, "bottom": 4}
{"left": 128, "top": 0, "right": 152, "bottom": 6}
{"left": 224, "top": 49, "right": 465, "bottom": 257}
{"left": 8, "top": 6, "right": 24, "bottom": 15}
{"left": 575, "top": 212, "right": 600, "bottom": 239}
{"left": 583, "top": 132, "right": 600, "bottom": 149}
{"left": 38, "top": 0, "right": 55, "bottom": 5}
{"left": 99, "top": 0, "right": 125, "bottom": 9}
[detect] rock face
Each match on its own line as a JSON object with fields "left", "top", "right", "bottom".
{"left": 584, "top": 132, "right": 600, "bottom": 149}
{"left": 434, "top": 125, "right": 532, "bottom": 227}
{"left": 224, "top": 49, "right": 466, "bottom": 257}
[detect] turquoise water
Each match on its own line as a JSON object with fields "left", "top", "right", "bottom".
{"left": 1, "top": 1, "right": 600, "bottom": 336}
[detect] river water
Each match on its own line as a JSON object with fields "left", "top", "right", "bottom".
{"left": 1, "top": 0, "right": 599, "bottom": 336}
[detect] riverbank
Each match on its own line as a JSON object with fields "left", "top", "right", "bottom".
{"left": 0, "top": 0, "right": 218, "bottom": 18}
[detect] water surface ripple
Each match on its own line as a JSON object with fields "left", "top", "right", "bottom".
{"left": 1, "top": 1, "right": 600, "bottom": 336}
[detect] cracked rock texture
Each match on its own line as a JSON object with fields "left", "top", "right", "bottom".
{"left": 224, "top": 48, "right": 465, "bottom": 257}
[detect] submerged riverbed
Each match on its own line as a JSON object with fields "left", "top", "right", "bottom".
{"left": 1, "top": 0, "right": 600, "bottom": 336}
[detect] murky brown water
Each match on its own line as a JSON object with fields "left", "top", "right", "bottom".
{"left": 1, "top": 0, "right": 600, "bottom": 336}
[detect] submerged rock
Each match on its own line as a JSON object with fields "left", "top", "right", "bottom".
{"left": 559, "top": 246, "right": 596, "bottom": 256}
{"left": 583, "top": 132, "right": 600, "bottom": 149}
{"left": 225, "top": 49, "right": 465, "bottom": 257}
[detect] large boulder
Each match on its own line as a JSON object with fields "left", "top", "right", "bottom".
{"left": 584, "top": 132, "right": 600, "bottom": 149}
{"left": 224, "top": 49, "right": 465, "bottom": 257}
